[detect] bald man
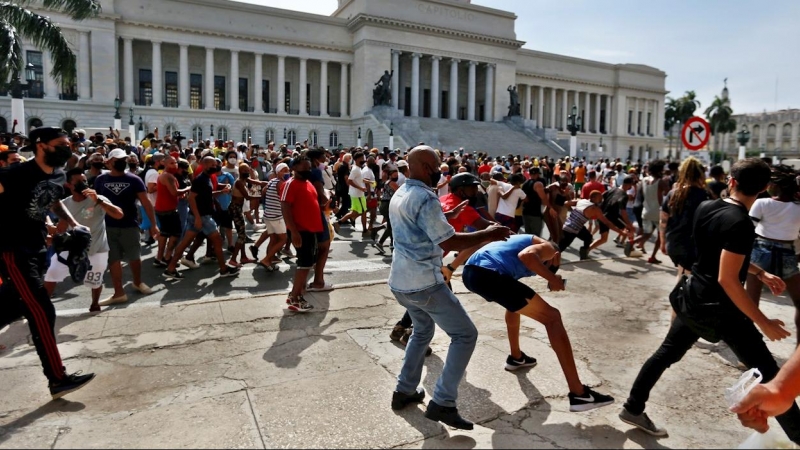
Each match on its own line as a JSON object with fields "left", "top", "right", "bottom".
{"left": 388, "top": 145, "right": 512, "bottom": 430}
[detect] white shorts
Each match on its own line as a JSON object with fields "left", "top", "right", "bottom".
{"left": 45, "top": 252, "right": 108, "bottom": 289}
{"left": 642, "top": 220, "right": 659, "bottom": 235}
{"left": 263, "top": 219, "right": 287, "bottom": 235}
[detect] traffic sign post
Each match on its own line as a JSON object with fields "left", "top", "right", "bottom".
{"left": 681, "top": 117, "right": 711, "bottom": 152}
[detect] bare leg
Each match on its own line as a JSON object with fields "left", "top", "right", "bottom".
{"left": 310, "top": 239, "right": 331, "bottom": 288}
{"left": 167, "top": 231, "right": 199, "bottom": 272}
{"left": 786, "top": 274, "right": 800, "bottom": 347}
{"left": 590, "top": 232, "right": 609, "bottom": 252}
{"left": 44, "top": 281, "right": 56, "bottom": 297}
{"left": 208, "top": 232, "right": 230, "bottom": 273}
{"left": 109, "top": 261, "right": 125, "bottom": 297}
{"left": 290, "top": 269, "right": 310, "bottom": 299}
{"left": 156, "top": 235, "right": 167, "bottom": 261}
{"left": 262, "top": 234, "right": 286, "bottom": 266}
{"left": 90, "top": 287, "right": 101, "bottom": 311}
{"left": 129, "top": 259, "right": 143, "bottom": 286}
{"left": 505, "top": 311, "right": 522, "bottom": 359}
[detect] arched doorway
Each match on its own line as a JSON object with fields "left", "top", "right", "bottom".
{"left": 62, "top": 119, "right": 77, "bottom": 134}
{"left": 366, "top": 129, "right": 374, "bottom": 149}
{"left": 27, "top": 117, "right": 43, "bottom": 131}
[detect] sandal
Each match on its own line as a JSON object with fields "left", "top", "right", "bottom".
{"left": 307, "top": 281, "right": 334, "bottom": 292}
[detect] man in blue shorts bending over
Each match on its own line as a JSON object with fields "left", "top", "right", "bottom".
{"left": 462, "top": 234, "right": 615, "bottom": 412}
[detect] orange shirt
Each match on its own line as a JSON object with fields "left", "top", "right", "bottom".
{"left": 575, "top": 166, "right": 587, "bottom": 183}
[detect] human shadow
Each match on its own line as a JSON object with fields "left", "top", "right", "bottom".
{"left": 0, "top": 400, "right": 85, "bottom": 445}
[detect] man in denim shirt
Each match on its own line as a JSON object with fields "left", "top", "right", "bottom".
{"left": 388, "top": 146, "right": 511, "bottom": 430}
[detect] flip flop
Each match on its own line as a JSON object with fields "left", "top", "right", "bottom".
{"left": 307, "top": 281, "right": 334, "bottom": 292}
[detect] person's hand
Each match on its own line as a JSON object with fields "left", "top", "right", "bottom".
{"left": 292, "top": 233, "right": 302, "bottom": 249}
{"left": 759, "top": 272, "right": 787, "bottom": 296}
{"left": 447, "top": 200, "right": 469, "bottom": 220}
{"left": 660, "top": 242, "right": 668, "bottom": 255}
{"left": 485, "top": 223, "right": 512, "bottom": 242}
{"left": 83, "top": 189, "right": 98, "bottom": 203}
{"left": 222, "top": 184, "right": 231, "bottom": 193}
{"left": 548, "top": 275, "right": 565, "bottom": 292}
{"left": 193, "top": 218, "right": 202, "bottom": 231}
{"left": 150, "top": 225, "right": 160, "bottom": 238}
{"left": 757, "top": 318, "right": 791, "bottom": 342}
{"left": 731, "top": 383, "right": 794, "bottom": 433}
{"left": 441, "top": 265, "right": 453, "bottom": 283}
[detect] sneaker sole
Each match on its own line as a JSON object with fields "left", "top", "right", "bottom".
{"left": 504, "top": 361, "right": 538, "bottom": 372}
{"left": 288, "top": 307, "right": 312, "bottom": 313}
{"left": 569, "top": 400, "right": 615, "bottom": 413}
{"left": 161, "top": 274, "right": 183, "bottom": 280}
{"left": 98, "top": 297, "right": 127, "bottom": 306}
{"left": 619, "top": 416, "right": 669, "bottom": 437}
{"left": 51, "top": 374, "right": 96, "bottom": 400}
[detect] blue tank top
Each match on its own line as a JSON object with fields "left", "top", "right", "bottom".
{"left": 466, "top": 234, "right": 537, "bottom": 280}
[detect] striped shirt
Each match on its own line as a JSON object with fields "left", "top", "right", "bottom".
{"left": 262, "top": 178, "right": 284, "bottom": 221}
{"left": 563, "top": 199, "right": 594, "bottom": 234}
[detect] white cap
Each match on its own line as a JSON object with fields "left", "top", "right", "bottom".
{"left": 107, "top": 149, "right": 127, "bottom": 160}
{"left": 397, "top": 160, "right": 409, "bottom": 168}
{"left": 275, "top": 163, "right": 289, "bottom": 174}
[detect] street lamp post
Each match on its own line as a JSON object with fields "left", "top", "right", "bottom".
{"left": 357, "top": 127, "right": 362, "bottom": 148}
{"left": 113, "top": 96, "right": 122, "bottom": 131}
{"left": 389, "top": 123, "right": 394, "bottom": 150}
{"left": 283, "top": 127, "right": 287, "bottom": 145}
{"left": 760, "top": 144, "right": 766, "bottom": 159}
{"left": 137, "top": 116, "right": 144, "bottom": 142}
{"left": 210, "top": 124, "right": 215, "bottom": 141}
{"left": 128, "top": 106, "right": 135, "bottom": 141}
{"left": 736, "top": 124, "right": 751, "bottom": 161}
{"left": 10, "top": 63, "right": 36, "bottom": 131}
{"left": 566, "top": 105, "right": 582, "bottom": 159}
{"left": 599, "top": 137, "right": 604, "bottom": 154}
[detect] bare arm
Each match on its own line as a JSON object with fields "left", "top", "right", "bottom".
{"left": 500, "top": 186, "right": 517, "bottom": 200}
{"left": 439, "top": 225, "right": 510, "bottom": 253}
{"left": 518, "top": 237, "right": 562, "bottom": 288}
{"left": 158, "top": 172, "right": 182, "bottom": 197}
{"left": 534, "top": 182, "right": 551, "bottom": 209}
{"left": 136, "top": 192, "right": 159, "bottom": 232}
{"left": 51, "top": 200, "right": 80, "bottom": 228}
{"left": 234, "top": 179, "right": 251, "bottom": 200}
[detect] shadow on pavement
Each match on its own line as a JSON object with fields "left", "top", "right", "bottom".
{"left": 0, "top": 400, "right": 85, "bottom": 445}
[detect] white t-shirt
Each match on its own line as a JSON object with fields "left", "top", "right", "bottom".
{"left": 145, "top": 169, "right": 160, "bottom": 207}
{"left": 750, "top": 198, "right": 800, "bottom": 242}
{"left": 348, "top": 165, "right": 365, "bottom": 198}
{"left": 361, "top": 166, "right": 375, "bottom": 194}
{"left": 626, "top": 187, "right": 636, "bottom": 208}
{"left": 397, "top": 172, "right": 407, "bottom": 187}
{"left": 496, "top": 181, "right": 526, "bottom": 218}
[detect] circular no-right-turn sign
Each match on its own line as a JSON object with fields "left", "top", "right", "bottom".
{"left": 682, "top": 117, "right": 711, "bottom": 151}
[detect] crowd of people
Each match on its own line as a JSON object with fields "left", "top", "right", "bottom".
{"left": 0, "top": 125, "right": 799, "bottom": 443}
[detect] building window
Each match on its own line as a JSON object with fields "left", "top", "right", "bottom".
{"left": 139, "top": 69, "right": 152, "bottom": 106}
{"left": 285, "top": 81, "right": 291, "bottom": 114}
{"left": 165, "top": 72, "right": 178, "bottom": 108}
{"left": 214, "top": 76, "right": 226, "bottom": 110}
{"left": 0, "top": 117, "right": 6, "bottom": 133}
{"left": 217, "top": 126, "right": 228, "bottom": 142}
{"left": 627, "top": 110, "right": 633, "bottom": 134}
{"left": 164, "top": 124, "right": 177, "bottom": 138}
{"left": 28, "top": 117, "right": 43, "bottom": 130}
{"left": 62, "top": 119, "right": 77, "bottom": 133}
{"left": 241, "top": 128, "right": 252, "bottom": 142}
{"left": 287, "top": 129, "right": 297, "bottom": 146}
{"left": 265, "top": 128, "right": 275, "bottom": 144}
{"left": 262, "top": 80, "right": 270, "bottom": 113}
{"left": 306, "top": 83, "right": 311, "bottom": 114}
{"left": 309, "top": 130, "right": 318, "bottom": 147}
{"left": 329, "top": 131, "right": 338, "bottom": 148}
{"left": 637, "top": 111, "right": 643, "bottom": 135}
{"left": 327, "top": 85, "right": 331, "bottom": 115}
{"left": 25, "top": 51, "right": 44, "bottom": 98}
{"left": 646, "top": 112, "right": 652, "bottom": 135}
{"left": 190, "top": 74, "right": 202, "bottom": 109}
{"left": 191, "top": 125, "right": 203, "bottom": 142}
{"left": 239, "top": 78, "right": 248, "bottom": 111}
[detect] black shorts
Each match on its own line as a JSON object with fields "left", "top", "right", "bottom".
{"left": 214, "top": 209, "right": 233, "bottom": 229}
{"left": 295, "top": 231, "right": 318, "bottom": 269}
{"left": 599, "top": 216, "right": 625, "bottom": 234}
{"left": 156, "top": 211, "right": 182, "bottom": 237}
{"left": 462, "top": 265, "right": 535, "bottom": 313}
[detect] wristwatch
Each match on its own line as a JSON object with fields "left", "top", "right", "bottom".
{"left": 446, "top": 264, "right": 456, "bottom": 272}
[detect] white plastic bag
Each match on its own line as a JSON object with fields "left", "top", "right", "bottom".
{"left": 725, "top": 369, "right": 798, "bottom": 449}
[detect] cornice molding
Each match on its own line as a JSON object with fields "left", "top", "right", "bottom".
{"left": 347, "top": 14, "right": 525, "bottom": 50}
{"left": 516, "top": 71, "right": 667, "bottom": 95}
{"left": 355, "top": 40, "right": 516, "bottom": 66}
{"left": 171, "top": 0, "right": 346, "bottom": 27}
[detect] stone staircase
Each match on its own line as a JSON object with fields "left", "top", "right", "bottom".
{"left": 369, "top": 106, "right": 565, "bottom": 158}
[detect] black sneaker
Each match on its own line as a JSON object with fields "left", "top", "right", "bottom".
{"left": 424, "top": 400, "right": 473, "bottom": 430}
{"left": 579, "top": 247, "right": 590, "bottom": 260}
{"left": 49, "top": 372, "right": 95, "bottom": 400}
{"left": 162, "top": 269, "right": 184, "bottom": 280}
{"left": 391, "top": 387, "right": 425, "bottom": 411}
{"left": 153, "top": 259, "right": 168, "bottom": 268}
{"left": 220, "top": 267, "right": 240, "bottom": 278}
{"left": 249, "top": 245, "right": 259, "bottom": 260}
{"left": 569, "top": 385, "right": 615, "bottom": 412}
{"left": 504, "top": 352, "right": 538, "bottom": 371}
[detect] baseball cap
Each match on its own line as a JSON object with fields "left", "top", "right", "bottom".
{"left": 275, "top": 163, "right": 289, "bottom": 173}
{"left": 491, "top": 165, "right": 509, "bottom": 174}
{"left": 397, "top": 160, "right": 409, "bottom": 168}
{"left": 107, "top": 149, "right": 127, "bottom": 160}
{"left": 449, "top": 173, "right": 481, "bottom": 189}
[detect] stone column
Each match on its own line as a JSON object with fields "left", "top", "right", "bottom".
{"left": 467, "top": 61, "right": 477, "bottom": 121}
{"left": 254, "top": 54, "right": 263, "bottom": 113}
{"left": 595, "top": 94, "right": 601, "bottom": 133}
{"left": 562, "top": 90, "right": 569, "bottom": 130}
{"left": 277, "top": 55, "right": 286, "bottom": 114}
{"left": 299, "top": 58, "right": 307, "bottom": 115}
{"left": 78, "top": 31, "right": 91, "bottom": 100}
{"left": 537, "top": 86, "right": 544, "bottom": 128}
{"left": 179, "top": 44, "right": 189, "bottom": 109}
{"left": 549, "top": 88, "right": 556, "bottom": 128}
{"left": 230, "top": 50, "right": 239, "bottom": 112}
{"left": 319, "top": 60, "right": 328, "bottom": 117}
{"left": 391, "top": 50, "right": 401, "bottom": 110}
{"left": 123, "top": 38, "right": 134, "bottom": 104}
{"left": 583, "top": 92, "right": 590, "bottom": 132}
{"left": 411, "top": 53, "right": 421, "bottom": 117}
{"left": 605, "top": 95, "right": 612, "bottom": 134}
{"left": 430, "top": 56, "right": 440, "bottom": 119}
{"left": 484, "top": 64, "right": 494, "bottom": 122}
{"left": 449, "top": 59, "right": 459, "bottom": 120}
{"left": 151, "top": 41, "right": 162, "bottom": 107}
{"left": 633, "top": 97, "right": 640, "bottom": 135}
{"left": 205, "top": 47, "right": 215, "bottom": 110}
{"left": 340, "top": 63, "right": 348, "bottom": 117}
{"left": 525, "top": 85, "right": 532, "bottom": 120}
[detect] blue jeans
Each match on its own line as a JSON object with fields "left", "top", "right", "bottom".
{"left": 392, "top": 283, "right": 478, "bottom": 408}
{"left": 177, "top": 199, "right": 189, "bottom": 240}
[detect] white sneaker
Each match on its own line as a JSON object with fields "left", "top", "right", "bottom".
{"left": 98, "top": 294, "right": 128, "bottom": 306}
{"left": 180, "top": 258, "right": 200, "bottom": 269}
{"left": 132, "top": 283, "right": 153, "bottom": 295}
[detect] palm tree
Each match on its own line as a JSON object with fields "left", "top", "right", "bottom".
{"left": 664, "top": 97, "right": 679, "bottom": 158}
{"left": 0, "top": 0, "right": 101, "bottom": 90}
{"left": 667, "top": 92, "right": 701, "bottom": 159}
{"left": 678, "top": 90, "right": 701, "bottom": 124}
{"left": 705, "top": 95, "right": 737, "bottom": 155}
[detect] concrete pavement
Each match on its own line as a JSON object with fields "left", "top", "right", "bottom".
{"left": 2, "top": 254, "right": 797, "bottom": 448}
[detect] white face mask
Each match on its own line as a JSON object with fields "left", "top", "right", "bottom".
{"left": 228, "top": 158, "right": 237, "bottom": 165}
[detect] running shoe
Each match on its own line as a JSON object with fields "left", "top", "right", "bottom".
{"left": 389, "top": 325, "right": 407, "bottom": 342}
{"left": 220, "top": 267, "right": 240, "bottom": 278}
{"left": 504, "top": 352, "right": 538, "bottom": 371}
{"left": 569, "top": 386, "right": 615, "bottom": 412}
{"left": 288, "top": 297, "right": 314, "bottom": 312}
{"left": 153, "top": 258, "right": 168, "bottom": 268}
{"left": 249, "top": 245, "right": 259, "bottom": 260}
{"left": 619, "top": 408, "right": 668, "bottom": 437}
{"left": 180, "top": 257, "right": 200, "bottom": 269}
{"left": 49, "top": 371, "right": 96, "bottom": 400}
{"left": 162, "top": 269, "right": 185, "bottom": 280}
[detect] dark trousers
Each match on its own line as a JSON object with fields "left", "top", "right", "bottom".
{"left": 378, "top": 200, "right": 393, "bottom": 246}
{"left": 397, "top": 311, "right": 413, "bottom": 329}
{"left": 558, "top": 227, "right": 593, "bottom": 252}
{"left": 0, "top": 250, "right": 65, "bottom": 383}
{"left": 624, "top": 315, "right": 800, "bottom": 444}
{"left": 336, "top": 193, "right": 351, "bottom": 220}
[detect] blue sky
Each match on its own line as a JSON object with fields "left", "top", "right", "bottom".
{"left": 241, "top": 0, "right": 800, "bottom": 115}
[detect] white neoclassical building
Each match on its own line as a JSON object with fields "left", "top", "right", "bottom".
{"left": 726, "top": 109, "right": 800, "bottom": 158}
{"left": 0, "top": 0, "right": 667, "bottom": 159}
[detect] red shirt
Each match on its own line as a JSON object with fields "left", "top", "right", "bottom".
{"left": 280, "top": 178, "right": 323, "bottom": 232}
{"left": 478, "top": 164, "right": 492, "bottom": 175}
{"left": 440, "top": 193, "right": 480, "bottom": 232}
{"left": 581, "top": 181, "right": 606, "bottom": 199}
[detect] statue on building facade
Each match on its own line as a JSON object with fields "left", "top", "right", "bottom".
{"left": 507, "top": 85, "right": 520, "bottom": 117}
{"left": 374, "top": 70, "right": 394, "bottom": 106}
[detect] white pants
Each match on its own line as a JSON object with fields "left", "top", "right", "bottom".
{"left": 45, "top": 252, "right": 108, "bottom": 289}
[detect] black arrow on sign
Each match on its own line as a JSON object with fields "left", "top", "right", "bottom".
{"left": 689, "top": 125, "right": 705, "bottom": 144}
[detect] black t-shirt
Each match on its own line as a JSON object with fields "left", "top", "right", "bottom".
{"left": 602, "top": 188, "right": 628, "bottom": 221}
{"left": 191, "top": 172, "right": 215, "bottom": 217}
{"left": 689, "top": 199, "right": 754, "bottom": 311}
{"left": 0, "top": 161, "right": 67, "bottom": 252}
{"left": 708, "top": 180, "right": 727, "bottom": 199}
{"left": 336, "top": 163, "right": 350, "bottom": 195}
{"left": 661, "top": 186, "right": 709, "bottom": 266}
{"left": 521, "top": 179, "right": 543, "bottom": 217}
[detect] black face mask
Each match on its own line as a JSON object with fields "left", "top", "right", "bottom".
{"left": 128, "top": 163, "right": 139, "bottom": 171}
{"left": 72, "top": 182, "right": 88, "bottom": 194}
{"left": 113, "top": 159, "right": 128, "bottom": 172}
{"left": 295, "top": 170, "right": 312, "bottom": 181}
{"left": 91, "top": 162, "right": 105, "bottom": 169}
{"left": 429, "top": 170, "right": 442, "bottom": 188}
{"left": 43, "top": 145, "right": 73, "bottom": 168}
{"left": 206, "top": 166, "right": 221, "bottom": 175}
{"left": 467, "top": 196, "right": 478, "bottom": 207}
{"left": 390, "top": 177, "right": 399, "bottom": 182}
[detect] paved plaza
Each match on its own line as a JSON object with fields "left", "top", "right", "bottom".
{"left": 1, "top": 250, "right": 796, "bottom": 449}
